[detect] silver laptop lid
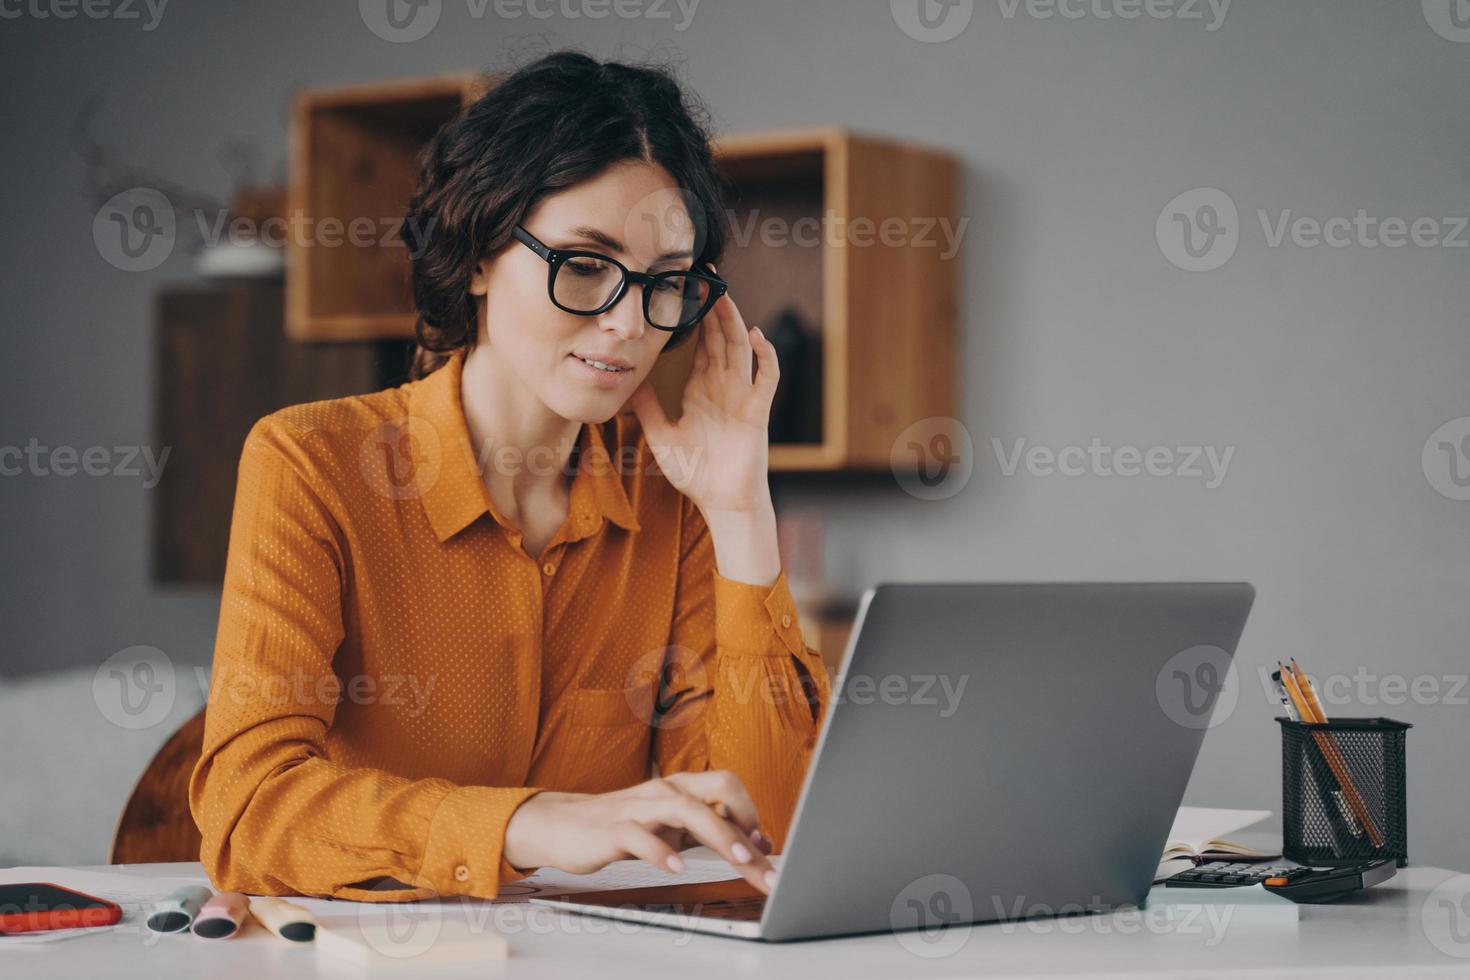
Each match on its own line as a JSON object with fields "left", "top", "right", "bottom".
{"left": 760, "top": 582, "right": 1255, "bottom": 942}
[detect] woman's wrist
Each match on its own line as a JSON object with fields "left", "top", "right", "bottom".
{"left": 701, "top": 495, "right": 781, "bottom": 587}
{"left": 503, "top": 790, "right": 575, "bottom": 871}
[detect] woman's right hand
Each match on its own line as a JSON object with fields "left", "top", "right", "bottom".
{"left": 502, "top": 770, "right": 778, "bottom": 894}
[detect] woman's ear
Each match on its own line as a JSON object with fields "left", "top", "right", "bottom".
{"left": 468, "top": 256, "right": 492, "bottom": 297}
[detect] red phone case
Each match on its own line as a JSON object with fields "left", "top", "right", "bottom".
{"left": 0, "top": 883, "right": 123, "bottom": 934}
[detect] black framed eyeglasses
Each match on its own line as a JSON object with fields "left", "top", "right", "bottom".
{"left": 513, "top": 226, "right": 728, "bottom": 332}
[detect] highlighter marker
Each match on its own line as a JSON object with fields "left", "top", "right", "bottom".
{"left": 192, "top": 891, "right": 250, "bottom": 939}
{"left": 146, "top": 885, "right": 214, "bottom": 934}
{"left": 248, "top": 896, "right": 317, "bottom": 942}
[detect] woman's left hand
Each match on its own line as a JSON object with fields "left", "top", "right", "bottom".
{"left": 629, "top": 292, "right": 780, "bottom": 515}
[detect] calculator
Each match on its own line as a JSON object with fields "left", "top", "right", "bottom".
{"left": 1164, "top": 861, "right": 1306, "bottom": 889}
{"left": 1165, "top": 858, "right": 1397, "bottom": 903}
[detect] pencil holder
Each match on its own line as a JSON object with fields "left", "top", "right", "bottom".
{"left": 1277, "top": 717, "right": 1410, "bottom": 867}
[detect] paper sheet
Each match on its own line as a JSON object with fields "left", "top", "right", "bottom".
{"left": 508, "top": 846, "right": 751, "bottom": 896}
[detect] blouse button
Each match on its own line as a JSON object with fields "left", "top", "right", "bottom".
{"left": 780, "top": 613, "right": 792, "bottom": 629}
{"left": 454, "top": 864, "right": 470, "bottom": 882}
{"left": 543, "top": 561, "right": 556, "bottom": 576}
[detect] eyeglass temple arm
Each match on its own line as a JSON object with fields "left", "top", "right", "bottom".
{"left": 513, "top": 226, "right": 553, "bottom": 260}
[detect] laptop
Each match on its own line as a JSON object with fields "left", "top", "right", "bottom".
{"left": 530, "top": 582, "right": 1256, "bottom": 942}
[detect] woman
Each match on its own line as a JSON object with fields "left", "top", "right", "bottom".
{"left": 188, "top": 51, "right": 830, "bottom": 902}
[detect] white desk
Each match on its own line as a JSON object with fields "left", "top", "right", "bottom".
{"left": 4, "top": 861, "right": 1470, "bottom": 978}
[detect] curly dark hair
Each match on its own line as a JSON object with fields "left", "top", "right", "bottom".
{"left": 400, "top": 51, "right": 729, "bottom": 379}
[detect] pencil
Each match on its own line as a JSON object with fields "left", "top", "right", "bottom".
{"left": 1281, "top": 661, "right": 1384, "bottom": 848}
{"left": 1291, "top": 659, "right": 1329, "bottom": 723}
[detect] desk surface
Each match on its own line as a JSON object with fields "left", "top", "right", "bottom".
{"left": 4, "top": 861, "right": 1470, "bottom": 978}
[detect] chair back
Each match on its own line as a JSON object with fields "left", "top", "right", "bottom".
{"left": 109, "top": 707, "right": 206, "bottom": 864}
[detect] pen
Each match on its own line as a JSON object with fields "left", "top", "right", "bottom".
{"left": 1277, "top": 662, "right": 1314, "bottom": 724}
{"left": 1271, "top": 670, "right": 1301, "bottom": 722}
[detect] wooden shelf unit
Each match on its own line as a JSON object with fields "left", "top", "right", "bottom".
{"left": 286, "top": 76, "right": 960, "bottom": 472}
{"left": 713, "top": 127, "right": 959, "bottom": 471}
{"left": 286, "top": 73, "right": 489, "bottom": 342}
{"left": 153, "top": 281, "right": 411, "bottom": 584}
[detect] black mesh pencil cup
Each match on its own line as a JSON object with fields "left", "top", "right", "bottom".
{"left": 1277, "top": 717, "right": 1410, "bottom": 867}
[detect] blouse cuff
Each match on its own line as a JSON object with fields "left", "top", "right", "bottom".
{"left": 419, "top": 784, "right": 546, "bottom": 896}
{"left": 714, "top": 568, "right": 807, "bottom": 658}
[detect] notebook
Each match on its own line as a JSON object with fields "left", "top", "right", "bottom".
{"left": 1155, "top": 807, "right": 1276, "bottom": 882}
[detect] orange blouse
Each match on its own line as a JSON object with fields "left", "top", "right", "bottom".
{"left": 188, "top": 350, "right": 830, "bottom": 902}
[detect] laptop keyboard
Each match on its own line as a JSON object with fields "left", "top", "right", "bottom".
{"left": 637, "top": 896, "right": 767, "bottom": 921}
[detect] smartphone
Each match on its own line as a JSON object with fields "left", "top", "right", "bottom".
{"left": 0, "top": 883, "right": 123, "bottom": 934}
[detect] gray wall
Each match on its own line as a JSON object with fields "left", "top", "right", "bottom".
{"left": 2, "top": 2, "right": 1466, "bottom": 871}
